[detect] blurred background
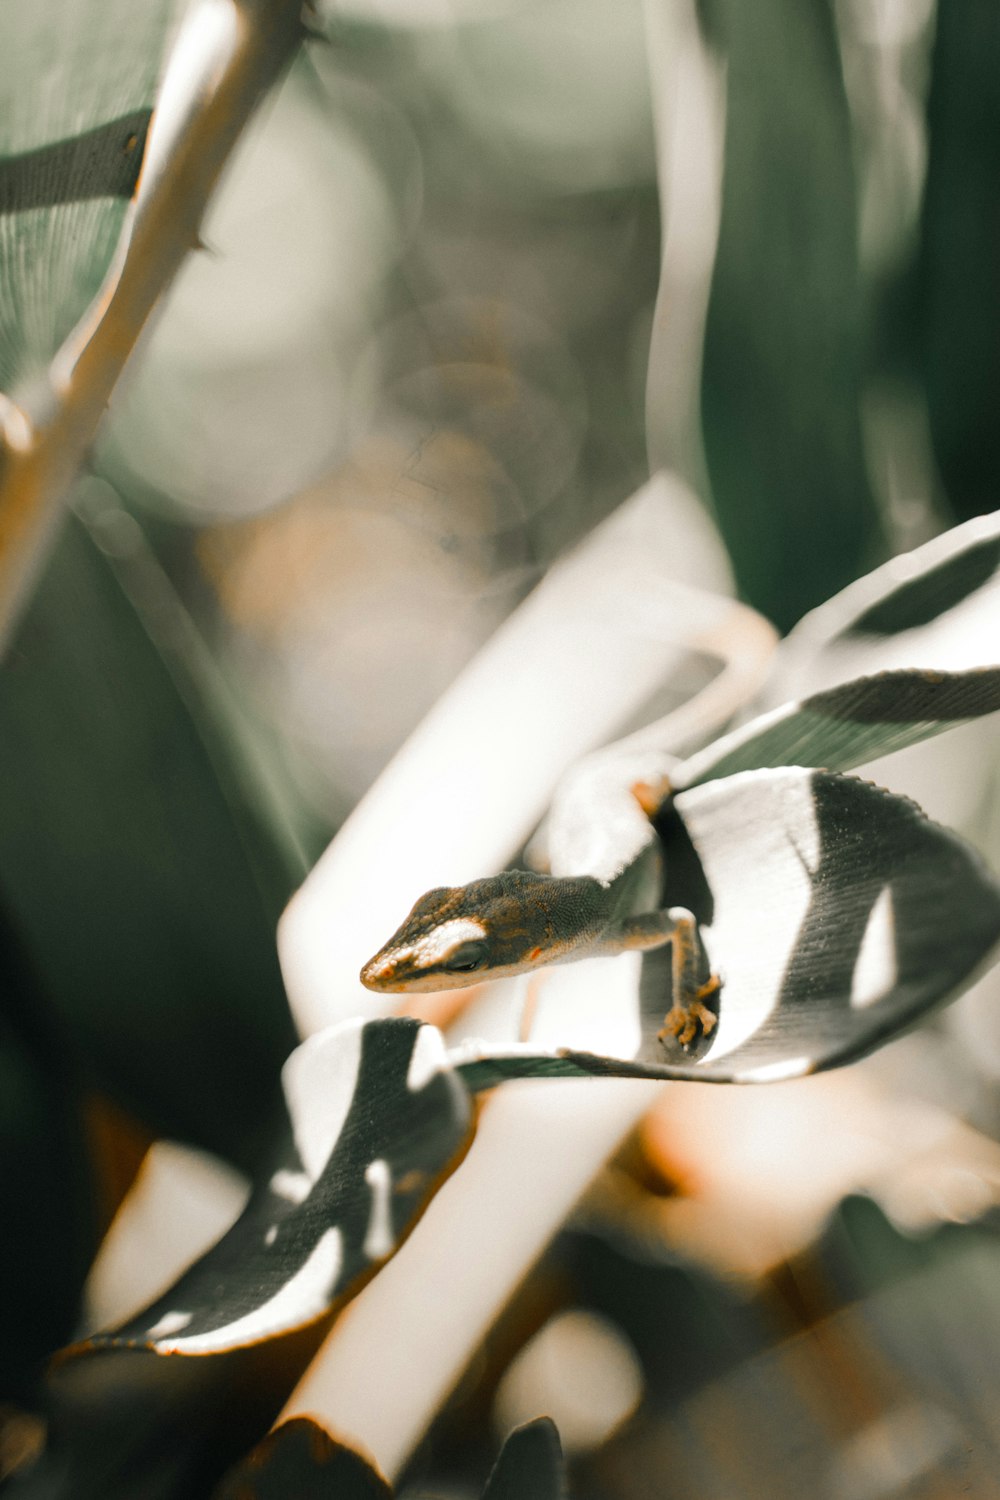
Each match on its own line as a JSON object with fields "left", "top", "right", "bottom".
{"left": 5, "top": 0, "right": 1000, "bottom": 1494}
{"left": 91, "top": 0, "right": 990, "bottom": 817}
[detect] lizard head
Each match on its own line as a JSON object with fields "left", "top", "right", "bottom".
{"left": 360, "top": 871, "right": 590, "bottom": 992}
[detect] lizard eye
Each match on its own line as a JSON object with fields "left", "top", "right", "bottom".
{"left": 443, "top": 942, "right": 488, "bottom": 974}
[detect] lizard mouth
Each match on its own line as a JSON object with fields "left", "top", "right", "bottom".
{"left": 359, "top": 953, "right": 398, "bottom": 991}
{"left": 360, "top": 953, "right": 487, "bottom": 994}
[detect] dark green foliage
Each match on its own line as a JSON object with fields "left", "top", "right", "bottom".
{"left": 919, "top": 0, "right": 1000, "bottom": 521}
{"left": 0, "top": 515, "right": 300, "bottom": 1170}
{"left": 699, "top": 0, "right": 883, "bottom": 628}
{"left": 0, "top": 907, "right": 96, "bottom": 1397}
{"left": 213, "top": 1420, "right": 393, "bottom": 1499}
{"left": 482, "top": 1418, "right": 564, "bottom": 1500}
{"left": 16, "top": 1333, "right": 329, "bottom": 1500}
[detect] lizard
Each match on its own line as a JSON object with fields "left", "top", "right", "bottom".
{"left": 360, "top": 597, "right": 777, "bottom": 1049}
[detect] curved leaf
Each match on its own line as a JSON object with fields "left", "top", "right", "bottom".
{"left": 777, "top": 508, "right": 1000, "bottom": 693}
{"left": 87, "top": 1019, "right": 472, "bottom": 1354}
{"left": 672, "top": 510, "right": 1000, "bottom": 788}
{"left": 672, "top": 666, "right": 1000, "bottom": 791}
{"left": 453, "top": 769, "right": 1000, "bottom": 1088}
{"left": 0, "top": 3, "right": 176, "bottom": 397}
{"left": 212, "top": 1419, "right": 391, "bottom": 1500}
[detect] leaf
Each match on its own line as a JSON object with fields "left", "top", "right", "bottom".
{"left": 482, "top": 1418, "right": 565, "bottom": 1500}
{"left": 22, "top": 1023, "right": 470, "bottom": 1498}
{"left": 0, "top": 2, "right": 177, "bottom": 398}
{"left": 663, "top": 769, "right": 1000, "bottom": 1080}
{"left": 697, "top": 0, "right": 883, "bottom": 629}
{"left": 672, "top": 511, "right": 1000, "bottom": 789}
{"left": 0, "top": 901, "right": 96, "bottom": 1395}
{"left": 776, "top": 508, "right": 1000, "bottom": 693}
{"left": 87, "top": 1019, "right": 472, "bottom": 1354}
{"left": 210, "top": 1416, "right": 564, "bottom": 1500}
{"left": 212, "top": 1419, "right": 391, "bottom": 1500}
{"left": 452, "top": 769, "right": 1000, "bottom": 1088}
{"left": 31, "top": 1328, "right": 335, "bottom": 1500}
{"left": 918, "top": 3, "right": 1000, "bottom": 523}
{"left": 671, "top": 667, "right": 1000, "bottom": 791}
{"left": 0, "top": 504, "right": 303, "bottom": 1170}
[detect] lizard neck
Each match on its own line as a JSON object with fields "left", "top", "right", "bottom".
{"left": 488, "top": 871, "right": 614, "bottom": 967}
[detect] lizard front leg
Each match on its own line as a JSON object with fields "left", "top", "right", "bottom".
{"left": 659, "top": 909, "right": 720, "bottom": 1046}
{"left": 616, "top": 907, "right": 721, "bottom": 1048}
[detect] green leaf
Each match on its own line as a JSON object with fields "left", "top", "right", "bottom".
{"left": 212, "top": 1419, "right": 391, "bottom": 1499}
{"left": 779, "top": 508, "right": 1000, "bottom": 686}
{"left": 0, "top": 904, "right": 96, "bottom": 1397}
{"left": 0, "top": 2, "right": 177, "bottom": 398}
{"left": 0, "top": 504, "right": 302, "bottom": 1170}
{"left": 454, "top": 769, "right": 1000, "bottom": 1087}
{"left": 673, "top": 511, "right": 1000, "bottom": 788}
{"left": 672, "top": 667, "right": 1000, "bottom": 790}
{"left": 89, "top": 1019, "right": 472, "bottom": 1354}
{"left": 210, "top": 1416, "right": 565, "bottom": 1500}
{"left": 482, "top": 1418, "right": 565, "bottom": 1500}
{"left": 918, "top": 2, "right": 1000, "bottom": 522}
{"left": 697, "top": 0, "right": 883, "bottom": 629}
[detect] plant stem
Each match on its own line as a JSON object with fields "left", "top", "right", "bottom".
{"left": 0, "top": 0, "right": 306, "bottom": 649}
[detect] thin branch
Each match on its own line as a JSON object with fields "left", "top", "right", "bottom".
{"left": 0, "top": 0, "right": 307, "bottom": 650}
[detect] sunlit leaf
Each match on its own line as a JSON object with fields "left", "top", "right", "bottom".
{"left": 212, "top": 1418, "right": 391, "bottom": 1499}
{"left": 666, "top": 769, "right": 1000, "bottom": 1080}
{"left": 482, "top": 1417, "right": 565, "bottom": 1500}
{"left": 776, "top": 508, "right": 1000, "bottom": 696}
{"left": 673, "top": 511, "right": 1000, "bottom": 788}
{"left": 87, "top": 1019, "right": 472, "bottom": 1354}
{"left": 452, "top": 769, "right": 1000, "bottom": 1088}
{"left": 672, "top": 667, "right": 1000, "bottom": 791}
{"left": 0, "top": 2, "right": 178, "bottom": 398}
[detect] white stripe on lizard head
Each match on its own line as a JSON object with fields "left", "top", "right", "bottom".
{"left": 411, "top": 916, "right": 488, "bottom": 965}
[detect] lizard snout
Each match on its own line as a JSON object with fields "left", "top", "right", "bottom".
{"left": 359, "top": 951, "right": 399, "bottom": 991}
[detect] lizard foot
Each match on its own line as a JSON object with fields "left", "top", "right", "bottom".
{"left": 658, "top": 975, "right": 721, "bottom": 1049}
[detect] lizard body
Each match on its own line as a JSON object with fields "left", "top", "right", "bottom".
{"left": 360, "top": 754, "right": 720, "bottom": 1045}
{"left": 360, "top": 596, "right": 776, "bottom": 1047}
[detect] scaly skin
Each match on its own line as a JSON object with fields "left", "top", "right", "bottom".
{"left": 360, "top": 796, "right": 721, "bottom": 1046}
{"left": 360, "top": 871, "right": 610, "bottom": 993}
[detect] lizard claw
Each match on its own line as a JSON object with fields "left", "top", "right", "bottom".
{"left": 658, "top": 975, "right": 721, "bottom": 1049}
